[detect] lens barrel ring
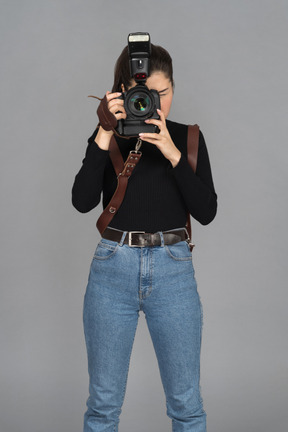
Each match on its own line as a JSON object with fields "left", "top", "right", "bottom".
{"left": 124, "top": 86, "right": 155, "bottom": 118}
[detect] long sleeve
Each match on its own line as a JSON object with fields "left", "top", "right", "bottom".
{"left": 171, "top": 130, "right": 217, "bottom": 225}
{"left": 72, "top": 129, "right": 109, "bottom": 213}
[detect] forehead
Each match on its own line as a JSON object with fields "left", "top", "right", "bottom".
{"left": 146, "top": 71, "right": 171, "bottom": 90}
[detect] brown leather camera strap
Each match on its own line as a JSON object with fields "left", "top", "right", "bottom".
{"left": 187, "top": 124, "right": 199, "bottom": 173}
{"left": 185, "top": 124, "right": 199, "bottom": 250}
{"left": 96, "top": 135, "right": 142, "bottom": 234}
{"left": 96, "top": 125, "right": 199, "bottom": 239}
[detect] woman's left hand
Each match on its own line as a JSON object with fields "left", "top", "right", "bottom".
{"left": 139, "top": 109, "right": 181, "bottom": 168}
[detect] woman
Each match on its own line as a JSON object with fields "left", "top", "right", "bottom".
{"left": 72, "top": 41, "right": 217, "bottom": 432}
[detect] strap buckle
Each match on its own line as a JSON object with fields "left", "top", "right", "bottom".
{"left": 188, "top": 242, "right": 195, "bottom": 251}
{"left": 184, "top": 227, "right": 195, "bottom": 251}
{"left": 128, "top": 231, "right": 145, "bottom": 247}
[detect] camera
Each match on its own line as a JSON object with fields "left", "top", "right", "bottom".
{"left": 116, "top": 33, "right": 160, "bottom": 137}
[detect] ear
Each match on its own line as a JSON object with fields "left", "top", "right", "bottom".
{"left": 121, "top": 83, "right": 125, "bottom": 92}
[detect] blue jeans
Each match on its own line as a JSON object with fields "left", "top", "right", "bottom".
{"left": 83, "top": 228, "right": 207, "bottom": 432}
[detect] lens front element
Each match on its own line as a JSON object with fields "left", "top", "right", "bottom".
{"left": 133, "top": 95, "right": 149, "bottom": 112}
{"left": 127, "top": 88, "right": 153, "bottom": 117}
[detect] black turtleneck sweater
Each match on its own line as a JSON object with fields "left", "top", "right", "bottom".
{"left": 72, "top": 119, "right": 217, "bottom": 232}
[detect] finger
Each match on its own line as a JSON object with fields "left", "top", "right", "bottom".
{"left": 106, "top": 91, "right": 122, "bottom": 102}
{"left": 114, "top": 112, "right": 127, "bottom": 120}
{"left": 108, "top": 98, "right": 124, "bottom": 109}
{"left": 157, "top": 108, "right": 166, "bottom": 124}
{"left": 139, "top": 132, "right": 160, "bottom": 140}
{"left": 108, "top": 100, "right": 125, "bottom": 111}
{"left": 110, "top": 105, "right": 126, "bottom": 116}
{"left": 144, "top": 118, "right": 163, "bottom": 128}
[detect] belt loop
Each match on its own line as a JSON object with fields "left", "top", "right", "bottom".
{"left": 119, "top": 231, "right": 128, "bottom": 246}
{"left": 158, "top": 231, "right": 165, "bottom": 247}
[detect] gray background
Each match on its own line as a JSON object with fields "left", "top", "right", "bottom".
{"left": 0, "top": 0, "right": 287, "bottom": 431}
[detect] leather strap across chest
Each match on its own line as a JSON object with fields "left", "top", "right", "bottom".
{"left": 96, "top": 135, "right": 142, "bottom": 234}
{"left": 185, "top": 124, "right": 199, "bottom": 247}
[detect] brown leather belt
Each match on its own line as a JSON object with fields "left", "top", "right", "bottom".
{"left": 102, "top": 227, "right": 189, "bottom": 247}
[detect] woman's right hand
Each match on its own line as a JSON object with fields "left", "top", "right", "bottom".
{"left": 106, "top": 91, "right": 127, "bottom": 121}
{"left": 95, "top": 91, "right": 127, "bottom": 149}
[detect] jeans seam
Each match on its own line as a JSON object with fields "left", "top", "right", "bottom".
{"left": 198, "top": 292, "right": 204, "bottom": 407}
{"left": 149, "top": 247, "right": 153, "bottom": 294}
{"left": 118, "top": 317, "right": 139, "bottom": 419}
{"left": 139, "top": 248, "right": 143, "bottom": 302}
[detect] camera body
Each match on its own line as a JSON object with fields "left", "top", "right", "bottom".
{"left": 117, "top": 85, "right": 160, "bottom": 136}
{"left": 116, "top": 32, "right": 160, "bottom": 137}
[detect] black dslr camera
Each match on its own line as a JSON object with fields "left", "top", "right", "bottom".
{"left": 116, "top": 32, "right": 160, "bottom": 137}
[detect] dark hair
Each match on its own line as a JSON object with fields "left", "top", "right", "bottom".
{"left": 111, "top": 43, "right": 174, "bottom": 92}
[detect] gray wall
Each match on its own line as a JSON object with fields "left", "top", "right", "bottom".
{"left": 0, "top": 1, "right": 287, "bottom": 431}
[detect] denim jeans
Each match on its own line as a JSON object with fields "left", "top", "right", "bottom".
{"left": 83, "top": 228, "right": 207, "bottom": 432}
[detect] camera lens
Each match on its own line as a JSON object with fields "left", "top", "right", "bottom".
{"left": 126, "top": 89, "right": 153, "bottom": 117}
{"left": 131, "top": 95, "right": 150, "bottom": 113}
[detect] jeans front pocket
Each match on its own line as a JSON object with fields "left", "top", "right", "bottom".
{"left": 93, "top": 239, "right": 119, "bottom": 261}
{"left": 164, "top": 240, "right": 192, "bottom": 261}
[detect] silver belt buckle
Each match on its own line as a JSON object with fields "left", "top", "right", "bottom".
{"left": 128, "top": 231, "right": 145, "bottom": 247}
